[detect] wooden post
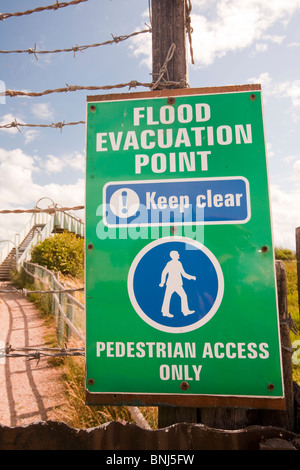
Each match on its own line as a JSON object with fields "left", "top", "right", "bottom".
{"left": 151, "top": 0, "right": 187, "bottom": 88}
{"left": 197, "top": 261, "right": 295, "bottom": 431}
{"left": 296, "top": 227, "right": 300, "bottom": 319}
{"left": 151, "top": 0, "right": 196, "bottom": 427}
{"left": 272, "top": 260, "right": 294, "bottom": 430}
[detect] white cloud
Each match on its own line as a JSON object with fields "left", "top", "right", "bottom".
{"left": 262, "top": 34, "right": 285, "bottom": 44}
{"left": 0, "top": 147, "right": 84, "bottom": 242}
{"left": 131, "top": 0, "right": 300, "bottom": 68}
{"left": 284, "top": 155, "right": 298, "bottom": 164}
{"left": 68, "top": 152, "right": 85, "bottom": 171}
{"left": 190, "top": 0, "right": 300, "bottom": 67}
{"left": 266, "top": 143, "right": 275, "bottom": 158}
{"left": 43, "top": 151, "right": 85, "bottom": 174}
{"left": 24, "top": 129, "right": 40, "bottom": 144}
{"left": 129, "top": 31, "right": 152, "bottom": 69}
{"left": 292, "top": 159, "right": 300, "bottom": 180}
{"left": 0, "top": 148, "right": 39, "bottom": 206}
{"left": 0, "top": 147, "right": 37, "bottom": 172}
{"left": 248, "top": 72, "right": 300, "bottom": 113}
{"left": 270, "top": 184, "right": 300, "bottom": 249}
{"left": 0, "top": 148, "right": 83, "bottom": 206}
{"left": 253, "top": 43, "right": 268, "bottom": 54}
{"left": 248, "top": 71, "right": 273, "bottom": 88}
{"left": 44, "top": 154, "right": 65, "bottom": 174}
{"left": 128, "top": 7, "right": 151, "bottom": 68}
{"left": 31, "top": 102, "right": 54, "bottom": 121}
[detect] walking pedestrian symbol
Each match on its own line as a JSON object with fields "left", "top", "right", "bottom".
{"left": 160, "top": 250, "right": 196, "bottom": 318}
{"left": 128, "top": 237, "right": 224, "bottom": 333}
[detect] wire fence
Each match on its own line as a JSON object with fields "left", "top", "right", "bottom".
{"left": 0, "top": 119, "right": 85, "bottom": 133}
{"left": 2, "top": 345, "right": 85, "bottom": 361}
{"left": 0, "top": 28, "right": 151, "bottom": 57}
{"left": 0, "top": 205, "right": 84, "bottom": 214}
{"left": 22, "top": 261, "right": 85, "bottom": 345}
{"left": 1, "top": 78, "right": 189, "bottom": 100}
{"left": 0, "top": 0, "right": 88, "bottom": 22}
{"left": 0, "top": 0, "right": 194, "bottom": 433}
{"left": 0, "top": 2, "right": 193, "bottom": 131}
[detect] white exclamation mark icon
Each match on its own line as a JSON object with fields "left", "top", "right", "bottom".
{"left": 110, "top": 187, "right": 140, "bottom": 219}
{"left": 121, "top": 190, "right": 128, "bottom": 216}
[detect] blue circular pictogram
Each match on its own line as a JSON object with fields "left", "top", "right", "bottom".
{"left": 128, "top": 237, "right": 224, "bottom": 333}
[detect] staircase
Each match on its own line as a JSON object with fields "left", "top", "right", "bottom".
{"left": 0, "top": 248, "right": 18, "bottom": 280}
{"left": 0, "top": 211, "right": 84, "bottom": 281}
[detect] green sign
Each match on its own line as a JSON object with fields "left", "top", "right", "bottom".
{"left": 85, "top": 85, "right": 284, "bottom": 408}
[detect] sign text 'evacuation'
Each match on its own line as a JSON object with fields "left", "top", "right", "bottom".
{"left": 95, "top": 102, "right": 253, "bottom": 175}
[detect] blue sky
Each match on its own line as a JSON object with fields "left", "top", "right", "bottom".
{"left": 0, "top": 0, "right": 300, "bottom": 249}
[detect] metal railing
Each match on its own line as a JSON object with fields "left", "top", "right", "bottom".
{"left": 0, "top": 211, "right": 85, "bottom": 273}
{"left": 20, "top": 261, "right": 151, "bottom": 430}
{"left": 23, "top": 261, "right": 85, "bottom": 344}
{"left": 0, "top": 212, "right": 49, "bottom": 266}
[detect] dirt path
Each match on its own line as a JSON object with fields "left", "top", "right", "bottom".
{"left": 0, "top": 282, "right": 66, "bottom": 427}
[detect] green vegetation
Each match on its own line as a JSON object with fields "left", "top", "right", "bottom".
{"left": 284, "top": 260, "right": 300, "bottom": 385}
{"left": 275, "top": 247, "right": 296, "bottom": 261}
{"left": 31, "top": 232, "right": 84, "bottom": 278}
{"left": 60, "top": 356, "right": 158, "bottom": 429}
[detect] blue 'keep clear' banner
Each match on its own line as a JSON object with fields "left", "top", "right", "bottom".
{"left": 103, "top": 177, "right": 251, "bottom": 227}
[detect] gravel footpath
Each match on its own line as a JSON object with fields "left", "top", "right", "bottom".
{"left": 0, "top": 282, "right": 66, "bottom": 427}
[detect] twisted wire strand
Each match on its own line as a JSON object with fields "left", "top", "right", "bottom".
{"left": 0, "top": 119, "right": 85, "bottom": 132}
{"left": 0, "top": 205, "right": 84, "bottom": 214}
{"left": 1, "top": 345, "right": 85, "bottom": 361}
{"left": 0, "top": 28, "right": 151, "bottom": 58}
{"left": 0, "top": 0, "right": 88, "bottom": 22}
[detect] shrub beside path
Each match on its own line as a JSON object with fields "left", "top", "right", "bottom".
{"left": 0, "top": 282, "right": 66, "bottom": 427}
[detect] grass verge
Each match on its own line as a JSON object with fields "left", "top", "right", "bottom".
{"left": 284, "top": 261, "right": 300, "bottom": 385}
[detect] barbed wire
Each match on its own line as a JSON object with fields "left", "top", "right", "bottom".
{"left": 0, "top": 287, "right": 84, "bottom": 295}
{"left": 0, "top": 0, "right": 88, "bottom": 22}
{"left": 1, "top": 81, "right": 149, "bottom": 98}
{"left": 0, "top": 341, "right": 152, "bottom": 429}
{"left": 151, "top": 43, "right": 177, "bottom": 91}
{"left": 1, "top": 345, "right": 85, "bottom": 362}
{"left": 1, "top": 78, "right": 189, "bottom": 99}
{"left": 281, "top": 314, "right": 299, "bottom": 335}
{"left": 0, "top": 205, "right": 84, "bottom": 214}
{"left": 0, "top": 119, "right": 85, "bottom": 133}
{"left": 0, "top": 28, "right": 151, "bottom": 58}
{"left": 185, "top": 0, "right": 195, "bottom": 65}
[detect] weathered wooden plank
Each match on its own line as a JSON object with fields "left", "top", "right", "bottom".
{"left": 0, "top": 421, "right": 299, "bottom": 450}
